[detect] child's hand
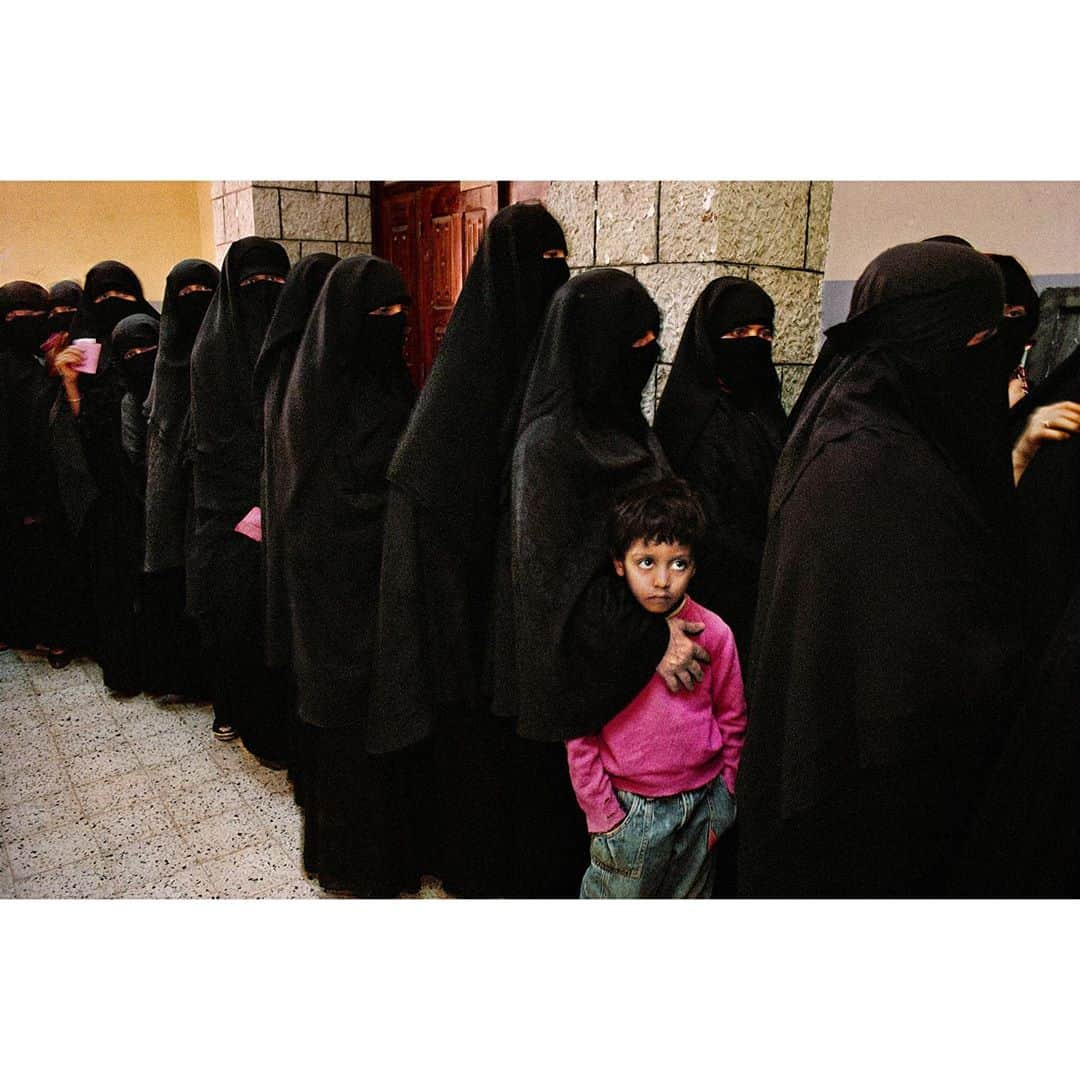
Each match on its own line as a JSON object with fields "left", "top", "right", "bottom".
{"left": 657, "top": 617, "right": 710, "bottom": 692}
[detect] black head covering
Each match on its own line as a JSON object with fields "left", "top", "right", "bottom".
{"left": 1, "top": 282, "right": 52, "bottom": 520}
{"left": 387, "top": 201, "right": 569, "bottom": 511}
{"left": 278, "top": 255, "right": 412, "bottom": 726}
{"left": 367, "top": 203, "right": 569, "bottom": 750}
{"left": 511, "top": 268, "right": 672, "bottom": 741}
{"left": 989, "top": 253, "right": 1040, "bottom": 371}
{"left": 737, "top": 241, "right": 1020, "bottom": 896}
{"left": 255, "top": 251, "right": 339, "bottom": 668}
{"left": 112, "top": 313, "right": 160, "bottom": 473}
{"left": 69, "top": 261, "right": 157, "bottom": 367}
{"left": 0, "top": 281, "right": 50, "bottom": 355}
{"left": 188, "top": 236, "right": 290, "bottom": 618}
{"left": 653, "top": 277, "right": 785, "bottom": 657}
{"left": 112, "top": 313, "right": 160, "bottom": 403}
{"left": 922, "top": 234, "right": 974, "bottom": 246}
{"left": 654, "top": 277, "right": 780, "bottom": 466}
{"left": 143, "top": 258, "right": 219, "bottom": 574}
{"left": 46, "top": 280, "right": 83, "bottom": 337}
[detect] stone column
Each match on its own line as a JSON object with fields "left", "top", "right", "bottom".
{"left": 545, "top": 180, "right": 833, "bottom": 419}
{"left": 209, "top": 181, "right": 373, "bottom": 266}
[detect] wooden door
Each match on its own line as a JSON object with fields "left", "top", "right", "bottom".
{"left": 374, "top": 181, "right": 499, "bottom": 389}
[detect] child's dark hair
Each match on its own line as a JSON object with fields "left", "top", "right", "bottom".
{"left": 608, "top": 478, "right": 706, "bottom": 560}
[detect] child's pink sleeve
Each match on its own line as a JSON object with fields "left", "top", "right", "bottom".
{"left": 712, "top": 628, "right": 748, "bottom": 795}
{"left": 565, "top": 735, "right": 626, "bottom": 834}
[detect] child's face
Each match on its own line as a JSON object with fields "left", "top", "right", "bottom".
{"left": 614, "top": 538, "right": 695, "bottom": 615}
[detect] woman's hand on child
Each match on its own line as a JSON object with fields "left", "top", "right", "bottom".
{"left": 657, "top": 617, "right": 710, "bottom": 692}
{"left": 1013, "top": 400, "right": 1080, "bottom": 485}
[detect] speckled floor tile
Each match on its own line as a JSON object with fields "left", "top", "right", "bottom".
{"left": 261, "top": 878, "right": 323, "bottom": 899}
{"left": 0, "top": 667, "right": 32, "bottom": 702}
{"left": 224, "top": 764, "right": 292, "bottom": 803}
{"left": 96, "top": 829, "right": 197, "bottom": 896}
{"left": 184, "top": 805, "right": 271, "bottom": 860}
{"left": 146, "top": 751, "right": 223, "bottom": 792}
{"left": 200, "top": 840, "right": 298, "bottom": 897}
{"left": 7, "top": 820, "right": 100, "bottom": 879}
{"left": 75, "top": 769, "right": 156, "bottom": 816}
{"left": 14, "top": 855, "right": 113, "bottom": 899}
{"left": 130, "top": 727, "right": 209, "bottom": 768}
{"left": 43, "top": 691, "right": 115, "bottom": 728}
{"left": 123, "top": 864, "right": 218, "bottom": 899}
{"left": 52, "top": 725, "right": 128, "bottom": 763}
{"left": 66, "top": 745, "right": 142, "bottom": 787}
{"left": 26, "top": 659, "right": 96, "bottom": 697}
{"left": 205, "top": 738, "right": 252, "bottom": 775}
{"left": 0, "top": 726, "right": 58, "bottom": 767}
{"left": 0, "top": 761, "right": 67, "bottom": 805}
{"left": 165, "top": 775, "right": 246, "bottom": 827}
{"left": 1, "top": 861, "right": 14, "bottom": 897}
{"left": 0, "top": 696, "right": 48, "bottom": 736}
{"left": 86, "top": 799, "right": 175, "bottom": 854}
{"left": 0, "top": 788, "right": 82, "bottom": 844}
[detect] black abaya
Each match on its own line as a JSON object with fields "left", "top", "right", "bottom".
{"left": 736, "top": 241, "right": 1021, "bottom": 897}
{"left": 368, "top": 202, "right": 571, "bottom": 897}
{"left": 189, "top": 236, "right": 290, "bottom": 758}
{"left": 653, "top": 277, "right": 786, "bottom": 662}
{"left": 277, "top": 255, "right": 418, "bottom": 895}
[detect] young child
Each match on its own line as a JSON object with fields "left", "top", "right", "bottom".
{"left": 566, "top": 478, "right": 747, "bottom": 898}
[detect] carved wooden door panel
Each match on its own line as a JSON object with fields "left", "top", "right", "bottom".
{"left": 374, "top": 181, "right": 499, "bottom": 389}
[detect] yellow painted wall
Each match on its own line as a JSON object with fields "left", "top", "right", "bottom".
{"left": 0, "top": 182, "right": 216, "bottom": 304}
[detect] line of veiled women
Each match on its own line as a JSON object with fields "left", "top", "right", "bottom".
{"left": 2, "top": 209, "right": 1078, "bottom": 897}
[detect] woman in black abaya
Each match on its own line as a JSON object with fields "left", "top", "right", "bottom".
{"left": 368, "top": 202, "right": 571, "bottom": 896}
{"left": 736, "top": 241, "right": 1021, "bottom": 897}
{"left": 52, "top": 261, "right": 158, "bottom": 694}
{"left": 509, "top": 269, "right": 715, "bottom": 890}
{"left": 278, "top": 255, "right": 418, "bottom": 895}
{"left": 253, "top": 252, "right": 338, "bottom": 792}
{"left": 189, "top": 236, "right": 290, "bottom": 757}
{"left": 653, "top": 277, "right": 785, "bottom": 662}
{"left": 143, "top": 258, "right": 218, "bottom": 701}
{"left": 1, "top": 282, "right": 54, "bottom": 652}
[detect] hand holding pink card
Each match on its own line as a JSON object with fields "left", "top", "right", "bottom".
{"left": 234, "top": 505, "right": 263, "bottom": 542}
{"left": 71, "top": 338, "right": 102, "bottom": 374}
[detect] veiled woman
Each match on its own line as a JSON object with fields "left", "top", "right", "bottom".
{"left": 509, "top": 268, "right": 712, "bottom": 893}
{"left": 189, "top": 236, "right": 289, "bottom": 756}
{"left": 736, "top": 241, "right": 1021, "bottom": 897}
{"left": 253, "top": 252, "right": 338, "bottom": 789}
{"left": 143, "top": 258, "right": 219, "bottom": 701}
{"left": 368, "top": 202, "right": 571, "bottom": 895}
{"left": 278, "top": 254, "right": 418, "bottom": 895}
{"left": 653, "top": 277, "right": 786, "bottom": 662}
{"left": 52, "top": 261, "right": 158, "bottom": 694}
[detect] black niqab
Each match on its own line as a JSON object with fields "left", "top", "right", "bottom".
{"left": 280, "top": 255, "right": 412, "bottom": 726}
{"left": 653, "top": 277, "right": 785, "bottom": 657}
{"left": 369, "top": 202, "right": 569, "bottom": 751}
{"left": 254, "top": 251, "right": 339, "bottom": 669}
{"left": 143, "top": 258, "right": 219, "bottom": 575}
{"left": 738, "top": 241, "right": 1021, "bottom": 896}
{"left": 511, "top": 268, "right": 672, "bottom": 742}
{"left": 188, "top": 236, "right": 289, "bottom": 619}
{"left": 47, "top": 280, "right": 83, "bottom": 337}
{"left": 989, "top": 253, "right": 1040, "bottom": 370}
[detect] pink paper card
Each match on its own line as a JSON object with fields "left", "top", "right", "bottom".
{"left": 234, "top": 505, "right": 263, "bottom": 543}
{"left": 71, "top": 338, "right": 101, "bottom": 375}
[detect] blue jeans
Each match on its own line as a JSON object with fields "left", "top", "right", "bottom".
{"left": 580, "top": 775, "right": 736, "bottom": 898}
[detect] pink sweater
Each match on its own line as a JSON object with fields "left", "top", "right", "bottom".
{"left": 565, "top": 596, "right": 747, "bottom": 834}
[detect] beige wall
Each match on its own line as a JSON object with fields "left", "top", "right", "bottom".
{"left": 825, "top": 182, "right": 1080, "bottom": 281}
{"left": 0, "top": 182, "right": 216, "bottom": 303}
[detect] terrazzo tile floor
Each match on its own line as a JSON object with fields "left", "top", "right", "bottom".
{"left": 0, "top": 647, "right": 449, "bottom": 899}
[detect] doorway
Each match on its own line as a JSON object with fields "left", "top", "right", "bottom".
{"left": 372, "top": 181, "right": 549, "bottom": 389}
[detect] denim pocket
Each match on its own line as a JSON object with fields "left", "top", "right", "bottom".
{"left": 590, "top": 790, "right": 650, "bottom": 879}
{"left": 707, "top": 776, "right": 737, "bottom": 839}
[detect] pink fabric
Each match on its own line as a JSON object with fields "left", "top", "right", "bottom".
{"left": 234, "top": 505, "right": 263, "bottom": 543}
{"left": 565, "top": 596, "right": 747, "bottom": 834}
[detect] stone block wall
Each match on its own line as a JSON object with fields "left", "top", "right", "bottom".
{"left": 545, "top": 181, "right": 832, "bottom": 418}
{"left": 209, "top": 181, "right": 373, "bottom": 267}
